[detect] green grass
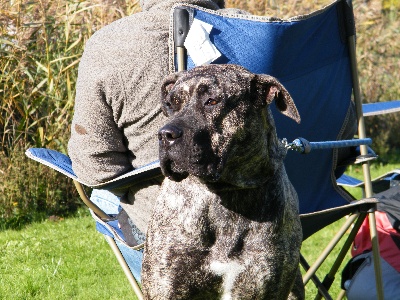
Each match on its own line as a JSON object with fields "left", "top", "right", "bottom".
{"left": 2, "top": 156, "right": 398, "bottom": 300}
{"left": 302, "top": 219, "right": 350, "bottom": 298}
{"left": 0, "top": 208, "right": 345, "bottom": 300}
{"left": 1, "top": 158, "right": 399, "bottom": 299}
{"left": 0, "top": 209, "right": 134, "bottom": 299}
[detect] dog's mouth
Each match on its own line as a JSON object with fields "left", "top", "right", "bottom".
{"left": 160, "top": 156, "right": 222, "bottom": 183}
{"left": 161, "top": 159, "right": 189, "bottom": 182}
{"left": 159, "top": 128, "right": 223, "bottom": 182}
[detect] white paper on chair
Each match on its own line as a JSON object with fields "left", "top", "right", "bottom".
{"left": 184, "top": 19, "right": 221, "bottom": 66}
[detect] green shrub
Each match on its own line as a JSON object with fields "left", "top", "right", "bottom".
{"left": 0, "top": 143, "right": 81, "bottom": 230}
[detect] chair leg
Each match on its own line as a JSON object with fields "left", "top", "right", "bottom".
{"left": 303, "top": 213, "right": 358, "bottom": 286}
{"left": 336, "top": 289, "right": 346, "bottom": 300}
{"left": 105, "top": 235, "right": 144, "bottom": 300}
{"left": 300, "top": 255, "right": 333, "bottom": 300}
{"left": 368, "top": 211, "right": 385, "bottom": 299}
{"left": 348, "top": 22, "right": 385, "bottom": 299}
{"left": 73, "top": 180, "right": 110, "bottom": 220}
{"left": 313, "top": 213, "right": 367, "bottom": 300}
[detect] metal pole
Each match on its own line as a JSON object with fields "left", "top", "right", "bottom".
{"left": 336, "top": 289, "right": 346, "bottom": 300}
{"left": 176, "top": 47, "right": 186, "bottom": 72}
{"left": 73, "top": 180, "right": 110, "bottom": 220}
{"left": 105, "top": 235, "right": 144, "bottom": 300}
{"left": 314, "top": 213, "right": 367, "bottom": 300}
{"left": 303, "top": 213, "right": 358, "bottom": 285}
{"left": 173, "top": 8, "right": 189, "bottom": 72}
{"left": 347, "top": 29, "right": 385, "bottom": 300}
{"left": 348, "top": 37, "right": 374, "bottom": 198}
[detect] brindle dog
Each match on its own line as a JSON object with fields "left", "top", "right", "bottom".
{"left": 142, "top": 64, "right": 304, "bottom": 300}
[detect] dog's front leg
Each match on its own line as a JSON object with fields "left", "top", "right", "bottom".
{"left": 142, "top": 178, "right": 222, "bottom": 299}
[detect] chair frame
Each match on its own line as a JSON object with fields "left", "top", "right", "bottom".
{"left": 295, "top": 1, "right": 384, "bottom": 298}
{"left": 73, "top": 180, "right": 145, "bottom": 300}
{"left": 343, "top": 0, "right": 384, "bottom": 298}
{"left": 173, "top": 2, "right": 384, "bottom": 299}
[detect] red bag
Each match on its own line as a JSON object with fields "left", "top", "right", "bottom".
{"left": 351, "top": 211, "right": 400, "bottom": 272}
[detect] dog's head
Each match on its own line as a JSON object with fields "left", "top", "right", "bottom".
{"left": 158, "top": 64, "right": 300, "bottom": 186}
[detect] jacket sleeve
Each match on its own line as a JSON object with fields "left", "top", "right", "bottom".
{"left": 68, "top": 33, "right": 133, "bottom": 186}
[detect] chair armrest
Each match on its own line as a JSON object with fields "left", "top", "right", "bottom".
{"left": 362, "top": 100, "right": 400, "bottom": 117}
{"left": 25, "top": 148, "right": 162, "bottom": 189}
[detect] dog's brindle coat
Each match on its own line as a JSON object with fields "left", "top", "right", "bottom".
{"left": 142, "top": 64, "right": 304, "bottom": 300}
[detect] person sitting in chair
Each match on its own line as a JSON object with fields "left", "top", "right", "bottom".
{"left": 68, "top": 0, "right": 357, "bottom": 247}
{"left": 68, "top": 0, "right": 238, "bottom": 243}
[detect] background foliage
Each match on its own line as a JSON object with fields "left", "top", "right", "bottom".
{"left": 0, "top": 0, "right": 399, "bottom": 228}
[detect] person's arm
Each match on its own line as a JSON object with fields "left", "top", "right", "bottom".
{"left": 68, "top": 34, "right": 133, "bottom": 186}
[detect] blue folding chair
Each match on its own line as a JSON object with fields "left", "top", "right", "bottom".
{"left": 27, "top": 0, "right": 400, "bottom": 298}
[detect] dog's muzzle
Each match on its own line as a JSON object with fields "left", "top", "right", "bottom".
{"left": 158, "top": 124, "right": 189, "bottom": 182}
{"left": 158, "top": 123, "right": 222, "bottom": 182}
{"left": 158, "top": 124, "right": 182, "bottom": 147}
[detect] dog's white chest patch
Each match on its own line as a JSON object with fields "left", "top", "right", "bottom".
{"left": 210, "top": 260, "right": 245, "bottom": 300}
{"left": 182, "top": 83, "right": 190, "bottom": 93}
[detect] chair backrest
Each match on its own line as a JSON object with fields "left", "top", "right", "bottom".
{"left": 175, "top": 0, "right": 354, "bottom": 214}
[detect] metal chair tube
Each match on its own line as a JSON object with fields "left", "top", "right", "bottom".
{"left": 73, "top": 180, "right": 111, "bottom": 220}
{"left": 173, "top": 8, "right": 189, "bottom": 72}
{"left": 105, "top": 235, "right": 144, "bottom": 300}
{"left": 345, "top": 0, "right": 384, "bottom": 296}
{"left": 303, "top": 213, "right": 358, "bottom": 285}
{"left": 314, "top": 212, "right": 367, "bottom": 300}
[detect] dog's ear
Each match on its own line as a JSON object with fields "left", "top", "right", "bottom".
{"left": 161, "top": 73, "right": 180, "bottom": 99}
{"left": 161, "top": 72, "right": 185, "bottom": 116}
{"left": 254, "top": 74, "right": 301, "bottom": 124}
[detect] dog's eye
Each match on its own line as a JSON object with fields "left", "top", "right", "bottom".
{"left": 197, "top": 84, "right": 208, "bottom": 95}
{"left": 205, "top": 98, "right": 219, "bottom": 106}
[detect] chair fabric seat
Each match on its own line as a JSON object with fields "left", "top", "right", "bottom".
{"left": 89, "top": 189, "right": 144, "bottom": 284}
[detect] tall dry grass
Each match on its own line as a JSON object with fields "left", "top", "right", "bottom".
{"left": 0, "top": 0, "right": 399, "bottom": 228}
{"left": 354, "top": 0, "right": 400, "bottom": 154}
{"left": 0, "top": 0, "right": 140, "bottom": 154}
{"left": 0, "top": 0, "right": 141, "bottom": 228}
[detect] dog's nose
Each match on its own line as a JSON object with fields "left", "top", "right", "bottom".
{"left": 158, "top": 124, "right": 183, "bottom": 146}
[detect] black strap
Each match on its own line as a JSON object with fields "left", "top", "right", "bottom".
{"left": 117, "top": 209, "right": 146, "bottom": 247}
{"left": 375, "top": 184, "right": 400, "bottom": 232}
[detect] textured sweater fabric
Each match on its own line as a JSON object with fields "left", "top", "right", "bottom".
{"left": 68, "top": 0, "right": 226, "bottom": 233}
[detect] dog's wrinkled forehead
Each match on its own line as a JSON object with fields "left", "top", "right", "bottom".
{"left": 175, "top": 64, "right": 253, "bottom": 94}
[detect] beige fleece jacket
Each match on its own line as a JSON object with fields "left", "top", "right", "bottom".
{"left": 68, "top": 0, "right": 229, "bottom": 233}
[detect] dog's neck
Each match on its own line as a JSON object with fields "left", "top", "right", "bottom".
{"left": 188, "top": 170, "right": 286, "bottom": 222}
{"left": 217, "top": 121, "right": 287, "bottom": 189}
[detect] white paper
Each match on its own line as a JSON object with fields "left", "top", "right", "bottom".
{"left": 184, "top": 19, "right": 221, "bottom": 66}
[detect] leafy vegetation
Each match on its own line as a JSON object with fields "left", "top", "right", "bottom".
{"left": 0, "top": 207, "right": 340, "bottom": 299}
{"left": 0, "top": 0, "right": 140, "bottom": 228}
